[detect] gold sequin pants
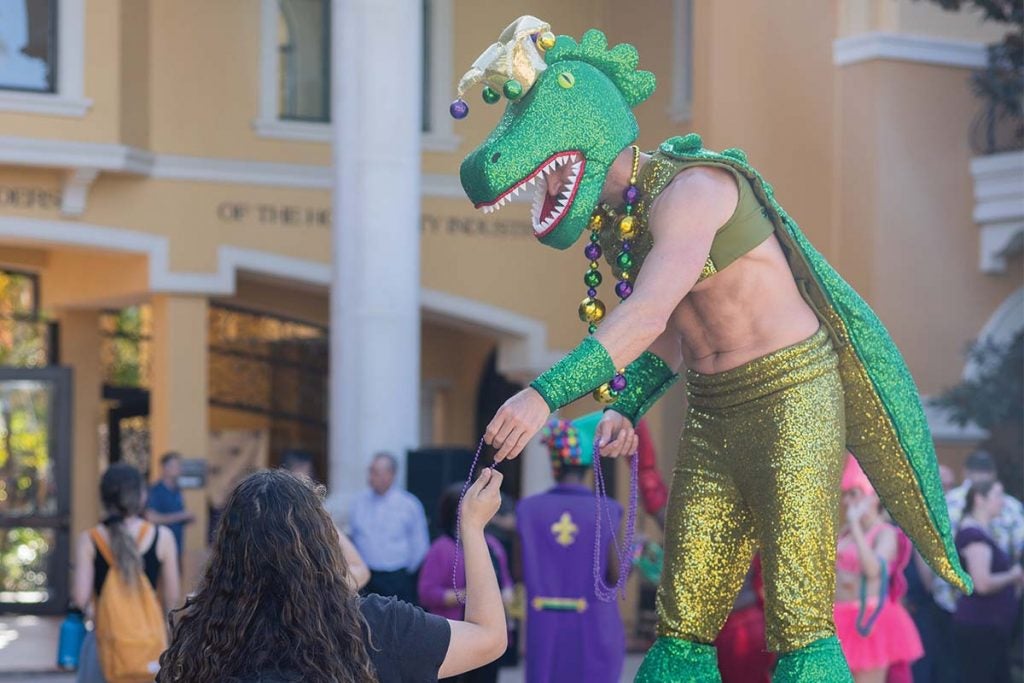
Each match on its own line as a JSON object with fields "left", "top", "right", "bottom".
{"left": 657, "top": 326, "right": 845, "bottom": 653}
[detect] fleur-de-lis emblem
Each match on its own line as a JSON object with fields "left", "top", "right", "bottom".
{"left": 551, "top": 511, "right": 579, "bottom": 547}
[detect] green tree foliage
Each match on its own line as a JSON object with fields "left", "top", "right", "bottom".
{"left": 916, "top": 0, "right": 1023, "bottom": 151}
{"left": 932, "top": 331, "right": 1024, "bottom": 498}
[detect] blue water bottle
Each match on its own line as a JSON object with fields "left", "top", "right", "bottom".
{"left": 57, "top": 607, "right": 86, "bottom": 670}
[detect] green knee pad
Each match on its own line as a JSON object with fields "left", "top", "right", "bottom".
{"left": 636, "top": 637, "right": 721, "bottom": 683}
{"left": 772, "top": 636, "right": 853, "bottom": 683}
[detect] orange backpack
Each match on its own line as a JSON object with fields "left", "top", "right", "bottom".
{"left": 90, "top": 524, "right": 168, "bottom": 683}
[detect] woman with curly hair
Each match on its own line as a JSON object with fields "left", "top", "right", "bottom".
{"left": 158, "top": 468, "right": 507, "bottom": 683}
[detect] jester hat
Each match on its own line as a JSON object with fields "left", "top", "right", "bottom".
{"left": 540, "top": 411, "right": 602, "bottom": 477}
{"left": 452, "top": 16, "right": 656, "bottom": 249}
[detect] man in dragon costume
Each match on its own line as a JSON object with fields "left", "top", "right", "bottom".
{"left": 451, "top": 16, "right": 972, "bottom": 682}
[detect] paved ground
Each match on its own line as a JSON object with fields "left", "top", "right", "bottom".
{"left": 0, "top": 615, "right": 644, "bottom": 682}
{"left": 0, "top": 615, "right": 63, "bottom": 680}
{"left": 0, "top": 659, "right": 645, "bottom": 682}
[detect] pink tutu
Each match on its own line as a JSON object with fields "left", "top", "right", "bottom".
{"left": 834, "top": 599, "right": 923, "bottom": 672}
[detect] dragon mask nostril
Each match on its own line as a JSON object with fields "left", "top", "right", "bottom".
{"left": 491, "top": 152, "right": 502, "bottom": 163}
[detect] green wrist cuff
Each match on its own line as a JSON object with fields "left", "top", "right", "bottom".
{"left": 530, "top": 337, "right": 617, "bottom": 412}
{"left": 605, "top": 351, "right": 679, "bottom": 423}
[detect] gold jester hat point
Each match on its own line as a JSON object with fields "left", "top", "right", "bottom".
{"left": 456, "top": 15, "right": 552, "bottom": 101}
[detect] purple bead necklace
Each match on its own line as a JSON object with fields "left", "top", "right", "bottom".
{"left": 593, "top": 445, "right": 639, "bottom": 601}
{"left": 452, "top": 437, "right": 493, "bottom": 605}
{"left": 453, "top": 437, "right": 638, "bottom": 605}
{"left": 582, "top": 145, "right": 641, "bottom": 406}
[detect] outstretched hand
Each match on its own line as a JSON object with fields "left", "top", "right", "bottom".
{"left": 484, "top": 387, "right": 550, "bottom": 462}
{"left": 595, "top": 410, "right": 638, "bottom": 458}
{"left": 461, "top": 468, "right": 504, "bottom": 532}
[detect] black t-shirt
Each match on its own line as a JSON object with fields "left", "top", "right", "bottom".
{"left": 237, "top": 595, "right": 451, "bottom": 683}
{"left": 360, "top": 594, "right": 451, "bottom": 682}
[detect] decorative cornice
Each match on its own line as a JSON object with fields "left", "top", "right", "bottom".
{"left": 971, "top": 151, "right": 1024, "bottom": 224}
{"left": 0, "top": 217, "right": 559, "bottom": 377}
{"left": 61, "top": 168, "right": 100, "bottom": 215}
{"left": 0, "top": 92, "right": 92, "bottom": 117}
{"left": 252, "top": 117, "right": 331, "bottom": 143}
{"left": 923, "top": 402, "right": 989, "bottom": 442}
{"left": 0, "top": 136, "right": 152, "bottom": 172}
{"left": 0, "top": 135, "right": 474, "bottom": 198}
{"left": 833, "top": 32, "right": 987, "bottom": 68}
{"left": 971, "top": 151, "right": 1024, "bottom": 273}
{"left": 153, "top": 154, "right": 330, "bottom": 189}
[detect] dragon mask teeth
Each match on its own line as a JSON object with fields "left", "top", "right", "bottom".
{"left": 455, "top": 18, "right": 656, "bottom": 250}
{"left": 477, "top": 151, "right": 584, "bottom": 237}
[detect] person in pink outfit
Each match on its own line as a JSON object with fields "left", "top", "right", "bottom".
{"left": 834, "top": 456, "right": 924, "bottom": 683}
{"left": 418, "top": 483, "right": 514, "bottom": 683}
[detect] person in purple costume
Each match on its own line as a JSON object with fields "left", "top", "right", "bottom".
{"left": 517, "top": 412, "right": 625, "bottom": 683}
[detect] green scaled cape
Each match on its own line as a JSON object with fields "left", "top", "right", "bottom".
{"left": 658, "top": 134, "right": 971, "bottom": 593}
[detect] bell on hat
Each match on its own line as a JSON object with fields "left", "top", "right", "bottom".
{"left": 450, "top": 15, "right": 554, "bottom": 119}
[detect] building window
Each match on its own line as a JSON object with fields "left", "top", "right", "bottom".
{"left": 98, "top": 306, "right": 151, "bottom": 473}
{"left": 0, "top": 269, "right": 51, "bottom": 368}
{"left": 0, "top": 0, "right": 57, "bottom": 94}
{"left": 421, "top": 0, "right": 431, "bottom": 135}
{"left": 208, "top": 303, "right": 328, "bottom": 476}
{"left": 100, "top": 306, "right": 152, "bottom": 389}
{"left": 0, "top": 0, "right": 87, "bottom": 116}
{"left": 277, "top": 0, "right": 330, "bottom": 122}
{"left": 670, "top": 0, "right": 694, "bottom": 123}
{"left": 256, "top": 0, "right": 458, "bottom": 149}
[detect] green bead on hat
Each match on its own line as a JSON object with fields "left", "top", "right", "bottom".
{"left": 503, "top": 78, "right": 524, "bottom": 99}
{"left": 481, "top": 86, "right": 501, "bottom": 104}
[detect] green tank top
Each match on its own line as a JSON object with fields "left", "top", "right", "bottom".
{"left": 594, "top": 149, "right": 775, "bottom": 282}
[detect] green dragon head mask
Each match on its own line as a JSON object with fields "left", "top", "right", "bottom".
{"left": 452, "top": 17, "right": 656, "bottom": 250}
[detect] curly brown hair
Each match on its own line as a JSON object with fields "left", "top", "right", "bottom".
{"left": 157, "top": 469, "right": 377, "bottom": 682}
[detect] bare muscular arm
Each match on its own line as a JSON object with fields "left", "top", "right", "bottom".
{"left": 591, "top": 167, "right": 734, "bottom": 368}
{"left": 486, "top": 166, "right": 738, "bottom": 461}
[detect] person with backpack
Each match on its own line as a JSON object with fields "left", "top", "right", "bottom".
{"left": 72, "top": 463, "right": 180, "bottom": 683}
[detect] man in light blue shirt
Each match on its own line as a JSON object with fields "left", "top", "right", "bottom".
{"left": 349, "top": 452, "right": 430, "bottom": 604}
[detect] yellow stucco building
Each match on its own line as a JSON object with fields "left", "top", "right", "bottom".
{"left": 0, "top": 0, "right": 1019, "bottom": 639}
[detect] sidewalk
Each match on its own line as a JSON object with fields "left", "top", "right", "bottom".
{"left": 0, "top": 615, "right": 644, "bottom": 682}
{"left": 0, "top": 659, "right": 645, "bottom": 683}
{"left": 0, "top": 615, "right": 63, "bottom": 679}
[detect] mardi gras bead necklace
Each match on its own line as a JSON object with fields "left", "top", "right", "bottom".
{"left": 580, "top": 144, "right": 640, "bottom": 405}
{"left": 453, "top": 435, "right": 637, "bottom": 605}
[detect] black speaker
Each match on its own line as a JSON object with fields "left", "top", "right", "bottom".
{"left": 406, "top": 447, "right": 477, "bottom": 539}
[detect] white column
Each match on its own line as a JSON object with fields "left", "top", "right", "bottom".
{"left": 520, "top": 437, "right": 555, "bottom": 496}
{"left": 329, "top": 0, "right": 422, "bottom": 508}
